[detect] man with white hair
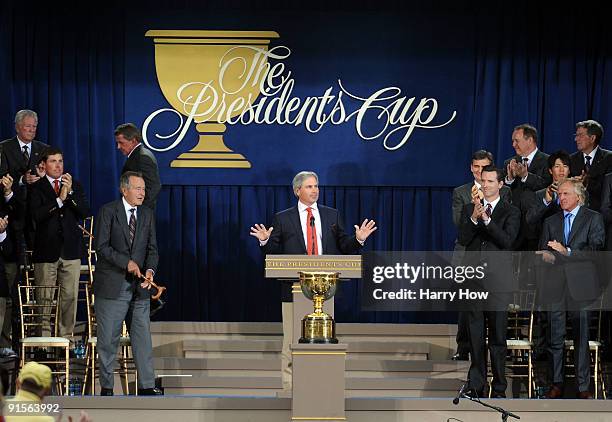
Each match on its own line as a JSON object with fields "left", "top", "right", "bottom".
{"left": 537, "top": 178, "right": 605, "bottom": 399}
{"left": 0, "top": 109, "right": 49, "bottom": 359}
{"left": 250, "top": 171, "right": 377, "bottom": 390}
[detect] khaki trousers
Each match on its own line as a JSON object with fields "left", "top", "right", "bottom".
{"left": 34, "top": 258, "right": 80, "bottom": 338}
{"left": 281, "top": 301, "right": 293, "bottom": 389}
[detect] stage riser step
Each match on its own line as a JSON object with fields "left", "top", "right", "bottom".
{"left": 154, "top": 340, "right": 430, "bottom": 359}
{"left": 184, "top": 352, "right": 279, "bottom": 359}
{"left": 156, "top": 370, "right": 466, "bottom": 379}
{"left": 162, "top": 388, "right": 279, "bottom": 396}
{"left": 152, "top": 357, "right": 467, "bottom": 372}
{"left": 347, "top": 390, "right": 457, "bottom": 398}
{"left": 158, "top": 370, "right": 279, "bottom": 377}
{"left": 160, "top": 388, "right": 458, "bottom": 397}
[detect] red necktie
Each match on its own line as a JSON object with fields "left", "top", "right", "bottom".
{"left": 53, "top": 179, "right": 60, "bottom": 195}
{"left": 306, "top": 207, "right": 319, "bottom": 255}
{"left": 485, "top": 203, "right": 492, "bottom": 218}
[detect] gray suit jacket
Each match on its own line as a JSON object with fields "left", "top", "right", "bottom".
{"left": 538, "top": 207, "right": 605, "bottom": 302}
{"left": 93, "top": 199, "right": 159, "bottom": 299}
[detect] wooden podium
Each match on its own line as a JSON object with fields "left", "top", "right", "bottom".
{"left": 266, "top": 255, "right": 361, "bottom": 420}
{"left": 265, "top": 255, "right": 361, "bottom": 344}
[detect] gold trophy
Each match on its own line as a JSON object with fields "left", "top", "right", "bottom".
{"left": 145, "top": 30, "right": 280, "bottom": 168}
{"left": 298, "top": 271, "right": 340, "bottom": 344}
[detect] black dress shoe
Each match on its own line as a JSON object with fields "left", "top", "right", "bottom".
{"left": 491, "top": 392, "right": 506, "bottom": 398}
{"left": 139, "top": 387, "right": 163, "bottom": 396}
{"left": 100, "top": 388, "right": 114, "bottom": 396}
{"left": 451, "top": 352, "right": 469, "bottom": 361}
{"left": 545, "top": 384, "right": 563, "bottom": 399}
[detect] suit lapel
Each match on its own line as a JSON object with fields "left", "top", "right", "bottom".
{"left": 568, "top": 207, "right": 587, "bottom": 245}
{"left": 131, "top": 207, "right": 143, "bottom": 249}
{"left": 319, "top": 206, "right": 330, "bottom": 254}
{"left": 289, "top": 206, "right": 307, "bottom": 253}
{"left": 115, "top": 200, "right": 131, "bottom": 247}
{"left": 489, "top": 199, "right": 506, "bottom": 222}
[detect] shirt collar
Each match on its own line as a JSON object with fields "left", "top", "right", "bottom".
{"left": 483, "top": 196, "right": 501, "bottom": 210}
{"left": 298, "top": 201, "right": 318, "bottom": 213}
{"left": 564, "top": 205, "right": 580, "bottom": 218}
{"left": 45, "top": 174, "right": 60, "bottom": 184}
{"left": 122, "top": 197, "right": 137, "bottom": 214}
{"left": 585, "top": 146, "right": 599, "bottom": 161}
{"left": 523, "top": 148, "right": 538, "bottom": 164}
{"left": 17, "top": 137, "right": 31, "bottom": 150}
{"left": 127, "top": 142, "right": 142, "bottom": 158}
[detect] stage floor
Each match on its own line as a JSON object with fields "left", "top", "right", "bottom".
{"left": 40, "top": 396, "right": 612, "bottom": 422}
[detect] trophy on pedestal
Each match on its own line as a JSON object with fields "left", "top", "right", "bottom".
{"left": 298, "top": 271, "right": 340, "bottom": 344}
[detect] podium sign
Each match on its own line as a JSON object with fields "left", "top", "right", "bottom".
{"left": 265, "top": 255, "right": 362, "bottom": 278}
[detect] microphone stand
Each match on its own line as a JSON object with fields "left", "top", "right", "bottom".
{"left": 456, "top": 390, "right": 520, "bottom": 422}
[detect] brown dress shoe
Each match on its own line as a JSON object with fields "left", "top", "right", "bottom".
{"left": 577, "top": 390, "right": 593, "bottom": 399}
{"left": 545, "top": 384, "right": 563, "bottom": 399}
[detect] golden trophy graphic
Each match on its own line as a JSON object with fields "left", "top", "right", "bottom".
{"left": 298, "top": 271, "right": 340, "bottom": 344}
{"left": 145, "top": 30, "right": 280, "bottom": 168}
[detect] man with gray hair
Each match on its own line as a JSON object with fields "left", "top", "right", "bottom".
{"left": 93, "top": 171, "right": 162, "bottom": 396}
{"left": 537, "top": 178, "right": 605, "bottom": 399}
{"left": 0, "top": 109, "right": 49, "bottom": 359}
{"left": 250, "top": 171, "right": 377, "bottom": 390}
{"left": 569, "top": 119, "right": 612, "bottom": 211}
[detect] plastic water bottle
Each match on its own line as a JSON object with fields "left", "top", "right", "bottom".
{"left": 69, "top": 378, "right": 79, "bottom": 396}
{"left": 74, "top": 341, "right": 85, "bottom": 359}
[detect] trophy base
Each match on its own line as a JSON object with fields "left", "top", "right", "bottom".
{"left": 298, "top": 337, "right": 339, "bottom": 344}
{"left": 299, "top": 313, "right": 337, "bottom": 344}
{"left": 171, "top": 152, "right": 251, "bottom": 168}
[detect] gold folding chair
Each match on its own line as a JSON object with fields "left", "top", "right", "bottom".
{"left": 18, "top": 283, "right": 70, "bottom": 395}
{"left": 504, "top": 289, "right": 537, "bottom": 398}
{"left": 564, "top": 296, "right": 607, "bottom": 399}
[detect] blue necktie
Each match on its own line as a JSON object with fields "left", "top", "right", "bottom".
{"left": 564, "top": 213, "right": 573, "bottom": 245}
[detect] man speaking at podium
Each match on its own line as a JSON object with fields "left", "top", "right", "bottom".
{"left": 250, "top": 171, "right": 377, "bottom": 390}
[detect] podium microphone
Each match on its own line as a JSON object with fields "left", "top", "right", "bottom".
{"left": 453, "top": 382, "right": 469, "bottom": 405}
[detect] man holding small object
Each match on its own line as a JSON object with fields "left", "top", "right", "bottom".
{"left": 94, "top": 171, "right": 162, "bottom": 396}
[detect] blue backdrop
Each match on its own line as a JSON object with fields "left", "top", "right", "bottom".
{"left": 1, "top": 1, "right": 611, "bottom": 323}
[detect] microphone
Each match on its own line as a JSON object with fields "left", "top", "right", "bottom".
{"left": 453, "top": 382, "right": 469, "bottom": 405}
{"left": 310, "top": 215, "right": 316, "bottom": 255}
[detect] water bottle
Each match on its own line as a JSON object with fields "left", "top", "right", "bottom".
{"left": 69, "top": 378, "right": 78, "bottom": 396}
{"left": 74, "top": 340, "right": 85, "bottom": 359}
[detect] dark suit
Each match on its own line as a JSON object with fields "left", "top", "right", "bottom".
{"left": 262, "top": 202, "right": 362, "bottom": 388}
{"left": 263, "top": 204, "right": 361, "bottom": 301}
{"left": 451, "top": 182, "right": 511, "bottom": 356}
{"left": 600, "top": 173, "right": 612, "bottom": 250}
{"left": 93, "top": 199, "right": 159, "bottom": 390}
{"left": 504, "top": 150, "right": 552, "bottom": 250}
{"left": 121, "top": 144, "right": 161, "bottom": 210}
{"left": 0, "top": 137, "right": 49, "bottom": 250}
{"left": 29, "top": 177, "right": 89, "bottom": 337}
{"left": 29, "top": 178, "right": 89, "bottom": 263}
{"left": 458, "top": 199, "right": 520, "bottom": 395}
{"left": 538, "top": 207, "right": 605, "bottom": 392}
{"left": 570, "top": 148, "right": 612, "bottom": 211}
